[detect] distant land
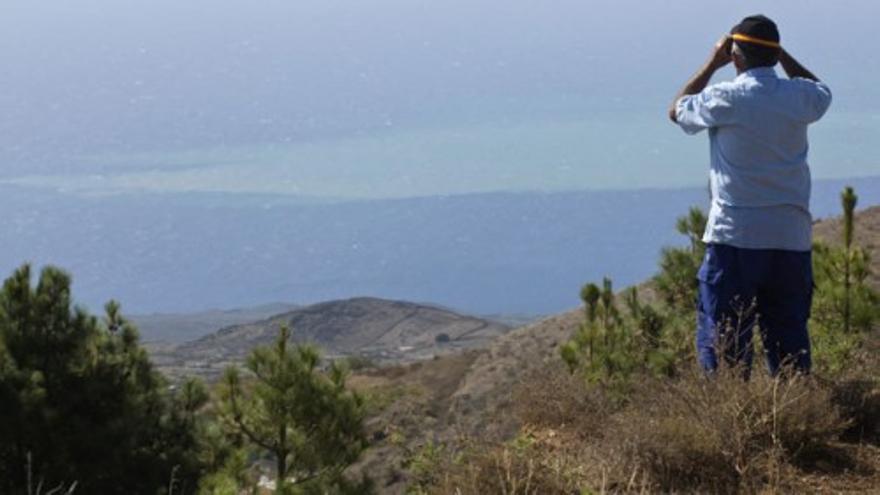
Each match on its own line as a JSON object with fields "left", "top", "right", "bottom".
{"left": 130, "top": 302, "right": 300, "bottom": 343}
{"left": 150, "top": 296, "right": 510, "bottom": 380}
{"left": 2, "top": 176, "right": 879, "bottom": 317}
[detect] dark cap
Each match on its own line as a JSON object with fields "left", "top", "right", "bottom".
{"left": 730, "top": 15, "right": 780, "bottom": 47}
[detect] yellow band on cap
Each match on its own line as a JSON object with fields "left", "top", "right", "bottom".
{"left": 731, "top": 33, "right": 781, "bottom": 49}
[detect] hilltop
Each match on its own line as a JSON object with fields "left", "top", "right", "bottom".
{"left": 151, "top": 297, "right": 510, "bottom": 380}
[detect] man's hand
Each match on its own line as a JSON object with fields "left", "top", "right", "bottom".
{"left": 709, "top": 35, "right": 733, "bottom": 70}
{"left": 668, "top": 35, "right": 732, "bottom": 123}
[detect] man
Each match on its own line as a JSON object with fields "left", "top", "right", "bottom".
{"left": 669, "top": 15, "right": 832, "bottom": 376}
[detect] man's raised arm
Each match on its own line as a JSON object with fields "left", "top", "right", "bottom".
{"left": 779, "top": 49, "right": 820, "bottom": 81}
{"left": 668, "top": 36, "right": 733, "bottom": 123}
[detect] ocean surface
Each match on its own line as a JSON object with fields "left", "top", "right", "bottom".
{"left": 3, "top": 0, "right": 880, "bottom": 315}
{"left": 2, "top": 177, "right": 878, "bottom": 317}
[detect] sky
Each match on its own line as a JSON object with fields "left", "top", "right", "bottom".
{"left": 2, "top": 0, "right": 879, "bottom": 200}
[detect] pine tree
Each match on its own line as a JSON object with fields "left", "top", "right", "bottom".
{"left": 217, "top": 325, "right": 371, "bottom": 494}
{"left": 561, "top": 278, "right": 642, "bottom": 390}
{"left": 562, "top": 206, "right": 713, "bottom": 387}
{"left": 841, "top": 186, "right": 858, "bottom": 333}
{"left": 0, "top": 264, "right": 207, "bottom": 494}
{"left": 811, "top": 187, "right": 879, "bottom": 372}
{"left": 654, "top": 207, "right": 707, "bottom": 311}
{"left": 676, "top": 206, "right": 707, "bottom": 256}
{"left": 813, "top": 187, "right": 878, "bottom": 334}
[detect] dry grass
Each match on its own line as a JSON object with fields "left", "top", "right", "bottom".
{"left": 425, "top": 363, "right": 880, "bottom": 494}
{"left": 612, "top": 370, "right": 855, "bottom": 493}
{"left": 424, "top": 431, "right": 605, "bottom": 495}
{"left": 825, "top": 342, "right": 880, "bottom": 446}
{"left": 512, "top": 364, "right": 616, "bottom": 436}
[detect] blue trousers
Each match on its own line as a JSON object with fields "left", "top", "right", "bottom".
{"left": 696, "top": 243, "right": 813, "bottom": 376}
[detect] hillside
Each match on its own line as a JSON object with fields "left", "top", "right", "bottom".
{"left": 151, "top": 297, "right": 510, "bottom": 380}
{"left": 354, "top": 204, "right": 880, "bottom": 492}
{"left": 447, "top": 204, "right": 880, "bottom": 437}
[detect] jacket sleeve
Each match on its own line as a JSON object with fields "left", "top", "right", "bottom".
{"left": 794, "top": 79, "right": 832, "bottom": 123}
{"left": 675, "top": 85, "right": 736, "bottom": 135}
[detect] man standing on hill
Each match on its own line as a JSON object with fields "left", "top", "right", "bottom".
{"left": 669, "top": 15, "right": 832, "bottom": 376}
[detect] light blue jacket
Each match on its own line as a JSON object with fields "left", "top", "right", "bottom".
{"left": 675, "top": 67, "right": 832, "bottom": 251}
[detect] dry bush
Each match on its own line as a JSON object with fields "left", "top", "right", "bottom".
{"left": 830, "top": 377, "right": 880, "bottom": 444}
{"left": 609, "top": 370, "right": 851, "bottom": 493}
{"left": 421, "top": 360, "right": 880, "bottom": 494}
{"left": 512, "top": 364, "right": 616, "bottom": 437}
{"left": 424, "top": 367, "right": 639, "bottom": 494}
{"left": 425, "top": 432, "right": 604, "bottom": 495}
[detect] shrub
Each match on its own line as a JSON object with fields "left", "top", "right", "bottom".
{"left": 612, "top": 370, "right": 850, "bottom": 493}
{"left": 404, "top": 440, "right": 447, "bottom": 494}
{"left": 342, "top": 354, "right": 377, "bottom": 372}
{"left": 512, "top": 364, "right": 615, "bottom": 437}
{"left": 810, "top": 323, "right": 863, "bottom": 375}
{"left": 421, "top": 433, "right": 594, "bottom": 495}
{"left": 829, "top": 363, "right": 880, "bottom": 444}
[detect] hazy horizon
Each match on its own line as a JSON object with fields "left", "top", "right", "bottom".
{"left": 3, "top": 1, "right": 879, "bottom": 200}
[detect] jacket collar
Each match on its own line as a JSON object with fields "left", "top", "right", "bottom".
{"left": 735, "top": 66, "right": 778, "bottom": 82}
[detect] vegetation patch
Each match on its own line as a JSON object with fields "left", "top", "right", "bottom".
{"left": 419, "top": 187, "right": 880, "bottom": 494}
